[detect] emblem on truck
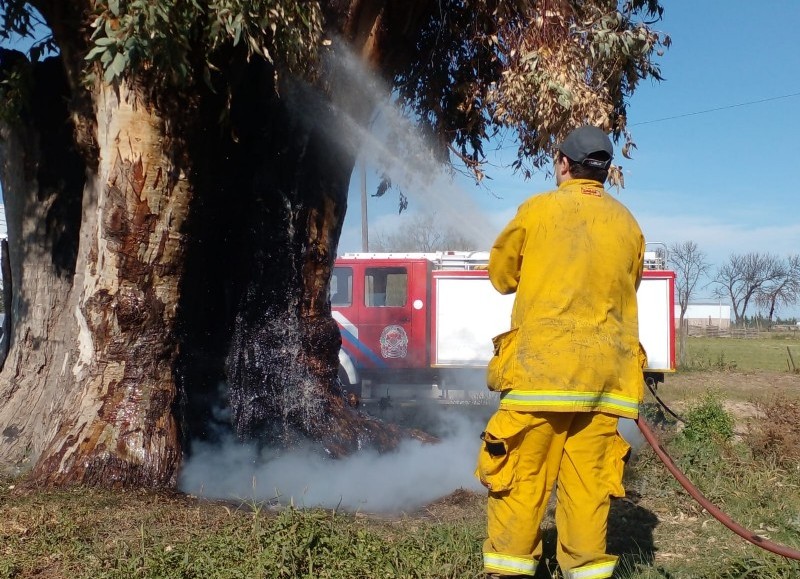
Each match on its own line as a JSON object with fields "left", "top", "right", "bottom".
{"left": 379, "top": 325, "right": 409, "bottom": 358}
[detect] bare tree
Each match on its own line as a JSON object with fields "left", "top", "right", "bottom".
{"left": 370, "top": 213, "right": 478, "bottom": 252}
{"left": 756, "top": 254, "right": 800, "bottom": 323}
{"left": 714, "top": 252, "right": 786, "bottom": 325}
{"left": 669, "top": 241, "right": 711, "bottom": 366}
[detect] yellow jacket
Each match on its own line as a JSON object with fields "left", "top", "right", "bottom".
{"left": 487, "top": 179, "right": 645, "bottom": 418}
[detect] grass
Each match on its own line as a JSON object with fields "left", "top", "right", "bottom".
{"left": 0, "top": 485, "right": 485, "bottom": 578}
{"left": 5, "top": 394, "right": 800, "bottom": 579}
{"left": 680, "top": 334, "right": 800, "bottom": 372}
{"left": 3, "top": 341, "right": 800, "bottom": 578}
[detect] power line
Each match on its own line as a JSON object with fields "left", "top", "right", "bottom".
{"left": 630, "top": 91, "right": 800, "bottom": 126}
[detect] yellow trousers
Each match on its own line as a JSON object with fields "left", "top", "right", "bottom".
{"left": 476, "top": 410, "right": 629, "bottom": 579}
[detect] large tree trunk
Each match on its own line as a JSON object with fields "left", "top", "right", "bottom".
{"left": 0, "top": 51, "right": 191, "bottom": 485}
{"left": 177, "top": 54, "right": 421, "bottom": 457}
{"left": 1, "top": 2, "right": 434, "bottom": 485}
{"left": 30, "top": 81, "right": 191, "bottom": 486}
{"left": 177, "top": 6, "right": 436, "bottom": 456}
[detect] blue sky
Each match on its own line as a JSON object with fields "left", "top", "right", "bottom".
{"left": 340, "top": 2, "right": 800, "bottom": 316}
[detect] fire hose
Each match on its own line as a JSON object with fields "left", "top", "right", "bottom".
{"left": 635, "top": 416, "right": 800, "bottom": 560}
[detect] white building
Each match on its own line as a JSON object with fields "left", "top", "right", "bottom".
{"left": 674, "top": 303, "right": 731, "bottom": 330}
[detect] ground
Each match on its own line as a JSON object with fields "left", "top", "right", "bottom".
{"left": 2, "top": 369, "right": 799, "bottom": 578}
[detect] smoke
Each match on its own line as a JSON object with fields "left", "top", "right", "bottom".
{"left": 617, "top": 417, "right": 646, "bottom": 453}
{"left": 179, "top": 408, "right": 487, "bottom": 513}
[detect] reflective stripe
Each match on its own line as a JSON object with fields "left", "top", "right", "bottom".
{"left": 483, "top": 552, "right": 537, "bottom": 575}
{"left": 500, "top": 389, "right": 639, "bottom": 413}
{"left": 563, "top": 560, "right": 617, "bottom": 579}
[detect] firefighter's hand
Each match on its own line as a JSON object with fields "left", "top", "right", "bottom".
{"left": 473, "top": 264, "right": 489, "bottom": 270}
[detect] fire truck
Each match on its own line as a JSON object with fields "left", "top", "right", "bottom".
{"left": 331, "top": 248, "right": 675, "bottom": 402}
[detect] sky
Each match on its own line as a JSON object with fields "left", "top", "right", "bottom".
{"left": 339, "top": 2, "right": 800, "bottom": 317}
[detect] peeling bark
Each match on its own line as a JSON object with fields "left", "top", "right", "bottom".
{"left": 29, "top": 82, "right": 191, "bottom": 486}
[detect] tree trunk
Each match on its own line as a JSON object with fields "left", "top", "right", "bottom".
{"left": 0, "top": 55, "right": 86, "bottom": 476}
{"left": 29, "top": 81, "right": 191, "bottom": 486}
{"left": 1, "top": 2, "right": 434, "bottom": 485}
{"left": 216, "top": 59, "right": 419, "bottom": 456}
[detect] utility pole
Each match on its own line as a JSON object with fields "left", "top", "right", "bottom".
{"left": 360, "top": 160, "right": 369, "bottom": 252}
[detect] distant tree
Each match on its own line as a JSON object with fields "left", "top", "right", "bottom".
{"left": 669, "top": 241, "right": 711, "bottom": 366}
{"left": 714, "top": 253, "right": 785, "bottom": 325}
{"left": 370, "top": 213, "right": 477, "bottom": 252}
{"left": 756, "top": 254, "right": 800, "bottom": 323}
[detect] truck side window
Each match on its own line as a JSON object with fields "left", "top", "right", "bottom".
{"left": 330, "top": 267, "right": 353, "bottom": 306}
{"left": 365, "top": 267, "right": 407, "bottom": 307}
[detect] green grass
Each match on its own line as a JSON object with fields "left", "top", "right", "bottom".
{"left": 0, "top": 486, "right": 485, "bottom": 579}
{"left": 3, "top": 375, "right": 800, "bottom": 578}
{"left": 681, "top": 335, "right": 800, "bottom": 372}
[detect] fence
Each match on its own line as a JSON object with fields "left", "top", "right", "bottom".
{"left": 685, "top": 324, "right": 794, "bottom": 338}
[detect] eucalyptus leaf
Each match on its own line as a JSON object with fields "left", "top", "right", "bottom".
{"left": 109, "top": 51, "right": 128, "bottom": 77}
{"left": 85, "top": 45, "right": 107, "bottom": 61}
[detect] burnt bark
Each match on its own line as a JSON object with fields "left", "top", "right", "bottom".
{"left": 177, "top": 57, "right": 427, "bottom": 457}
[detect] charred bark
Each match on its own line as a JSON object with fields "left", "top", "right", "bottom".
{"left": 176, "top": 54, "right": 431, "bottom": 457}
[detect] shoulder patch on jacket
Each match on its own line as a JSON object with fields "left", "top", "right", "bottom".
{"left": 581, "top": 185, "right": 603, "bottom": 197}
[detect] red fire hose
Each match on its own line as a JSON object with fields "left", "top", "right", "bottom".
{"left": 635, "top": 417, "right": 800, "bottom": 560}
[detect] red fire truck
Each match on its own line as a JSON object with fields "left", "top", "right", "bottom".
{"left": 331, "top": 250, "right": 675, "bottom": 402}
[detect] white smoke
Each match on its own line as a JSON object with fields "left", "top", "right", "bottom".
{"left": 179, "top": 410, "right": 487, "bottom": 513}
{"left": 617, "top": 417, "right": 646, "bottom": 453}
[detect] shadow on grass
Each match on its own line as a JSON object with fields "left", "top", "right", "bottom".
{"left": 532, "top": 494, "right": 662, "bottom": 578}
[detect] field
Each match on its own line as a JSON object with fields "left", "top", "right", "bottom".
{"left": 2, "top": 337, "right": 799, "bottom": 578}
{"left": 678, "top": 334, "right": 800, "bottom": 373}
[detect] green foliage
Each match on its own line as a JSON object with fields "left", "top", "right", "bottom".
{"left": 391, "top": 0, "right": 668, "bottom": 183}
{"left": 84, "top": 0, "right": 323, "bottom": 86}
{"left": 679, "top": 392, "right": 734, "bottom": 444}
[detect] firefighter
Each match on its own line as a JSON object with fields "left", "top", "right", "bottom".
{"left": 476, "top": 125, "right": 646, "bottom": 579}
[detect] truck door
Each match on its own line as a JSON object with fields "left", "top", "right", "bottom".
{"left": 358, "top": 262, "right": 427, "bottom": 369}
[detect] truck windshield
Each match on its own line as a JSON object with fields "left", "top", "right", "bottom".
{"left": 365, "top": 267, "right": 407, "bottom": 307}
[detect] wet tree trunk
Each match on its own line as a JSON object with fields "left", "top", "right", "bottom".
{"left": 220, "top": 60, "right": 418, "bottom": 456}
{"left": 1, "top": 1, "right": 435, "bottom": 485}
{"left": 181, "top": 4, "right": 436, "bottom": 456}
